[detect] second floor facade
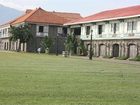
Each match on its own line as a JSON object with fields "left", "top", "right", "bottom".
{"left": 0, "top": 25, "right": 10, "bottom": 38}
{"left": 68, "top": 17, "right": 140, "bottom": 40}
{"left": 65, "top": 5, "right": 140, "bottom": 40}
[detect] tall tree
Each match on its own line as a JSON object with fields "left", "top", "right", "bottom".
{"left": 9, "top": 24, "right": 32, "bottom": 51}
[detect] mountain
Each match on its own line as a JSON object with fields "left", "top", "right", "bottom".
{"left": 0, "top": 4, "right": 23, "bottom": 25}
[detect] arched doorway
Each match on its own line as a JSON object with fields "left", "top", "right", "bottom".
{"left": 112, "top": 44, "right": 119, "bottom": 57}
{"left": 99, "top": 44, "right": 106, "bottom": 57}
{"left": 128, "top": 44, "right": 137, "bottom": 58}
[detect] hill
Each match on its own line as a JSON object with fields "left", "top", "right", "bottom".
{"left": 0, "top": 4, "right": 23, "bottom": 25}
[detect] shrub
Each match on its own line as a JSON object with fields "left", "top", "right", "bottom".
{"left": 129, "top": 56, "right": 140, "bottom": 61}
{"left": 116, "top": 56, "right": 128, "bottom": 60}
{"left": 103, "top": 55, "right": 113, "bottom": 59}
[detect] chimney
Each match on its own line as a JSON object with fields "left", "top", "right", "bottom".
{"left": 25, "top": 9, "right": 32, "bottom": 14}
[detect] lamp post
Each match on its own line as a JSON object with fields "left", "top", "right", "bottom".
{"left": 89, "top": 30, "right": 93, "bottom": 60}
{"left": 56, "top": 33, "right": 59, "bottom": 56}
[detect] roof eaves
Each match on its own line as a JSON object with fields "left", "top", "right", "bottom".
{"left": 64, "top": 14, "right": 140, "bottom": 26}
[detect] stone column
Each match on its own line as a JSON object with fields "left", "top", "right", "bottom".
{"left": 119, "top": 43, "right": 122, "bottom": 57}
{"left": 93, "top": 44, "right": 96, "bottom": 57}
{"left": 121, "top": 43, "right": 124, "bottom": 57}
{"left": 96, "top": 43, "right": 99, "bottom": 57}
{"left": 110, "top": 44, "right": 113, "bottom": 57}
{"left": 125, "top": 43, "right": 129, "bottom": 57}
{"left": 106, "top": 43, "right": 109, "bottom": 56}
{"left": 137, "top": 44, "right": 140, "bottom": 56}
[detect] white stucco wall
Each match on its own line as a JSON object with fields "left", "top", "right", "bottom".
{"left": 0, "top": 24, "right": 10, "bottom": 38}
{"left": 79, "top": 17, "right": 140, "bottom": 40}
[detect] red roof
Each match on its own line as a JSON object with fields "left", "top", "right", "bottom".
{"left": 50, "top": 11, "right": 82, "bottom": 21}
{"left": 65, "top": 5, "right": 140, "bottom": 25}
{"left": 10, "top": 8, "right": 82, "bottom": 25}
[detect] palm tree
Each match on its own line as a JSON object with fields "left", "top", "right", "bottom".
{"left": 9, "top": 24, "right": 32, "bottom": 52}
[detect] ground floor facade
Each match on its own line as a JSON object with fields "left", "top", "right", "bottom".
{"left": 0, "top": 38, "right": 27, "bottom": 52}
{"left": 0, "top": 36, "right": 65, "bottom": 54}
{"left": 84, "top": 39, "right": 140, "bottom": 58}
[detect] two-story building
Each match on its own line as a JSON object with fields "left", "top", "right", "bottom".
{"left": 0, "top": 8, "right": 82, "bottom": 53}
{"left": 65, "top": 5, "right": 140, "bottom": 58}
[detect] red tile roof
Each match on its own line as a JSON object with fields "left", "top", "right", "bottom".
{"left": 10, "top": 8, "right": 82, "bottom": 25}
{"left": 65, "top": 5, "right": 140, "bottom": 25}
{"left": 50, "top": 11, "right": 82, "bottom": 21}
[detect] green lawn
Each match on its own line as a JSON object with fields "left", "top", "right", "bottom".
{"left": 0, "top": 52, "right": 140, "bottom": 105}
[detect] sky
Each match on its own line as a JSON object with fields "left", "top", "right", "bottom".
{"left": 0, "top": 0, "right": 140, "bottom": 17}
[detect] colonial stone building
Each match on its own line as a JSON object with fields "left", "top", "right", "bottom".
{"left": 65, "top": 5, "right": 140, "bottom": 58}
{"left": 0, "top": 8, "right": 82, "bottom": 53}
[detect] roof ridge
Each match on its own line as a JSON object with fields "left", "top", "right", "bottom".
{"left": 47, "top": 11, "right": 69, "bottom": 21}
{"left": 49, "top": 11, "right": 81, "bottom": 15}
{"left": 23, "top": 8, "right": 39, "bottom": 22}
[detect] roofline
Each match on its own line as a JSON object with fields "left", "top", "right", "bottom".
{"left": 64, "top": 14, "right": 140, "bottom": 26}
{"left": 11, "top": 8, "right": 39, "bottom": 25}
{"left": 48, "top": 11, "right": 81, "bottom": 15}
{"left": 27, "top": 22, "right": 63, "bottom": 26}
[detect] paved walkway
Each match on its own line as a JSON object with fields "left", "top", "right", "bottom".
{"left": 72, "top": 56, "right": 140, "bottom": 66}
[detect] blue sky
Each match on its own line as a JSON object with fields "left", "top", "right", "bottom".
{"left": 0, "top": 0, "right": 140, "bottom": 16}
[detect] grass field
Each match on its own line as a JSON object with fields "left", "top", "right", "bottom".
{"left": 0, "top": 52, "right": 140, "bottom": 105}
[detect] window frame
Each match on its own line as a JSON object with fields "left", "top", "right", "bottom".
{"left": 86, "top": 26, "right": 91, "bottom": 35}
{"left": 38, "top": 26, "right": 44, "bottom": 33}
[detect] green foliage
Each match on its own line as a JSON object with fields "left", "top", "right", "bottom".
{"left": 9, "top": 24, "right": 33, "bottom": 51}
{"left": 103, "top": 55, "right": 113, "bottom": 59}
{"left": 41, "top": 36, "right": 53, "bottom": 51}
{"left": 129, "top": 56, "right": 140, "bottom": 61}
{"left": 65, "top": 35, "right": 78, "bottom": 54}
{"left": 78, "top": 40, "right": 87, "bottom": 56}
{"left": 116, "top": 56, "right": 128, "bottom": 60}
{"left": 0, "top": 52, "right": 140, "bottom": 105}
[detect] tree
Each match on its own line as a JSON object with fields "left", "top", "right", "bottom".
{"left": 9, "top": 24, "right": 32, "bottom": 52}
{"left": 41, "top": 36, "right": 53, "bottom": 53}
{"left": 78, "top": 40, "right": 87, "bottom": 56}
{"left": 65, "top": 34, "right": 79, "bottom": 55}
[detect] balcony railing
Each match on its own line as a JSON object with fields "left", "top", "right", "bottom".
{"left": 36, "top": 32, "right": 48, "bottom": 37}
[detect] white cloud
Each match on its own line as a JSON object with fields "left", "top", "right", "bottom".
{"left": 0, "top": 0, "right": 48, "bottom": 10}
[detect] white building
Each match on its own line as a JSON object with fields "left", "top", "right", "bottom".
{"left": 65, "top": 5, "right": 140, "bottom": 58}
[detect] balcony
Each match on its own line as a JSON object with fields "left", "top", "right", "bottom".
{"left": 36, "top": 32, "right": 48, "bottom": 37}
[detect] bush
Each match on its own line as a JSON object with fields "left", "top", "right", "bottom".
{"left": 129, "top": 56, "right": 140, "bottom": 61}
{"left": 103, "top": 55, "right": 113, "bottom": 59}
{"left": 116, "top": 56, "right": 128, "bottom": 60}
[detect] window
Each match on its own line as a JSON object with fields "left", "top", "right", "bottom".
{"left": 86, "top": 26, "right": 90, "bottom": 35}
{"left": 39, "top": 26, "right": 44, "bottom": 33}
{"left": 98, "top": 25, "right": 104, "bottom": 34}
{"left": 127, "top": 21, "right": 137, "bottom": 31}
{"left": 74, "top": 28, "right": 81, "bottom": 35}
{"left": 111, "top": 23, "right": 119, "bottom": 34}
{"left": 133, "top": 21, "right": 137, "bottom": 30}
{"left": 57, "top": 27, "right": 63, "bottom": 34}
{"left": 63, "top": 27, "right": 67, "bottom": 35}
